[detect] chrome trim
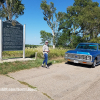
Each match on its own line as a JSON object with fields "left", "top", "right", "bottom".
{"left": 65, "top": 53, "right": 92, "bottom": 61}
{"left": 65, "top": 58, "right": 93, "bottom": 65}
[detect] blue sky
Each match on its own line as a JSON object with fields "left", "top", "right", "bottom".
{"left": 17, "top": 0, "right": 100, "bottom": 45}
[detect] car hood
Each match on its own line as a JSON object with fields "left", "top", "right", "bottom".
{"left": 66, "top": 49, "right": 97, "bottom": 55}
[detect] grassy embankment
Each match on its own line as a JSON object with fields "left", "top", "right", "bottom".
{"left": 0, "top": 47, "right": 69, "bottom": 74}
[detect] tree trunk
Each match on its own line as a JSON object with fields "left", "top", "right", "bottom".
{"left": 8, "top": 5, "right": 12, "bottom": 20}
{"left": 74, "top": 28, "right": 75, "bottom": 34}
{"left": 53, "top": 44, "right": 55, "bottom": 49}
{"left": 52, "top": 29, "right": 55, "bottom": 49}
{"left": 9, "top": 12, "right": 12, "bottom": 20}
{"left": 6, "top": 0, "right": 12, "bottom": 20}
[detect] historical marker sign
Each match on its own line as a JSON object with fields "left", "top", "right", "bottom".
{"left": 2, "top": 20, "right": 23, "bottom": 51}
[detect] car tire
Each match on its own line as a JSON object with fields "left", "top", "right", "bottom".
{"left": 92, "top": 59, "right": 96, "bottom": 68}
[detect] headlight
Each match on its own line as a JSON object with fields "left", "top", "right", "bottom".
{"left": 65, "top": 53, "right": 68, "bottom": 57}
{"left": 86, "top": 56, "right": 91, "bottom": 60}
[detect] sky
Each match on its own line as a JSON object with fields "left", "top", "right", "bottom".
{"left": 17, "top": 0, "right": 100, "bottom": 45}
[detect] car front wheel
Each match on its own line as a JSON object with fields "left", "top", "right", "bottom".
{"left": 92, "top": 59, "right": 96, "bottom": 68}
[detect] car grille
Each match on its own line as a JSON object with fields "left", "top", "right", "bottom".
{"left": 66, "top": 53, "right": 92, "bottom": 61}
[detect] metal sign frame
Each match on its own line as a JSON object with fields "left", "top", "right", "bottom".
{"left": 0, "top": 19, "right": 25, "bottom": 61}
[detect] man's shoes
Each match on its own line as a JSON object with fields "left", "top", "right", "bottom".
{"left": 46, "top": 65, "right": 49, "bottom": 69}
{"left": 41, "top": 64, "right": 44, "bottom": 67}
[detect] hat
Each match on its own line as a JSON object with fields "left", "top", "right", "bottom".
{"left": 45, "top": 40, "right": 48, "bottom": 43}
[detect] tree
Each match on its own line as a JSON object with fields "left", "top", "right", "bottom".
{"left": 70, "top": 0, "right": 100, "bottom": 40}
{"left": 0, "top": 0, "right": 25, "bottom": 20}
{"left": 89, "top": 37, "right": 100, "bottom": 43}
{"left": 40, "top": 0, "right": 59, "bottom": 49}
{"left": 40, "top": 30, "right": 53, "bottom": 45}
{"left": 58, "top": 11, "right": 77, "bottom": 47}
{"left": 56, "top": 29, "right": 70, "bottom": 47}
{"left": 58, "top": 0, "right": 100, "bottom": 47}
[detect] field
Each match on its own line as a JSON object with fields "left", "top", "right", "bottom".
{"left": 2, "top": 46, "right": 69, "bottom": 59}
{"left": 0, "top": 46, "right": 70, "bottom": 74}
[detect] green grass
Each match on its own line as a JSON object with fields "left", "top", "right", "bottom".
{"left": 42, "top": 92, "right": 54, "bottom": 100}
{"left": 0, "top": 58, "right": 65, "bottom": 75}
{"left": 0, "top": 47, "right": 68, "bottom": 74}
{"left": 2, "top": 47, "right": 69, "bottom": 59}
{"left": 6, "top": 74, "right": 15, "bottom": 79}
{"left": 2, "top": 49, "right": 37, "bottom": 59}
{"left": 18, "top": 80, "right": 37, "bottom": 90}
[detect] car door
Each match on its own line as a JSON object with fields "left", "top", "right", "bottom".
{"left": 97, "top": 44, "right": 100, "bottom": 63}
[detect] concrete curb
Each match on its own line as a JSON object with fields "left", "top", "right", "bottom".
{"left": 0, "top": 58, "right": 35, "bottom": 63}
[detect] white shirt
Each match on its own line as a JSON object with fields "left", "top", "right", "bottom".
{"left": 43, "top": 45, "right": 49, "bottom": 54}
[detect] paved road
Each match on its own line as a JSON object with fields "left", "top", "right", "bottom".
{"left": 0, "top": 62, "right": 100, "bottom": 100}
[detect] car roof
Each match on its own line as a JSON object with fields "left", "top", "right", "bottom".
{"left": 79, "top": 43, "right": 99, "bottom": 45}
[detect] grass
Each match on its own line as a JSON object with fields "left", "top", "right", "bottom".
{"left": 42, "top": 92, "right": 54, "bottom": 100}
{"left": 2, "top": 47, "right": 69, "bottom": 59}
{"left": 6, "top": 74, "right": 15, "bottom": 79}
{"left": 18, "top": 80, "right": 37, "bottom": 90}
{"left": 0, "top": 58, "right": 65, "bottom": 75}
{"left": 0, "top": 46, "right": 68, "bottom": 74}
{"left": 18, "top": 80, "right": 54, "bottom": 100}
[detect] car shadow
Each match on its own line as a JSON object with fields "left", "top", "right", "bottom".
{"left": 47, "top": 62, "right": 52, "bottom": 67}
{"left": 65, "top": 62, "right": 92, "bottom": 68}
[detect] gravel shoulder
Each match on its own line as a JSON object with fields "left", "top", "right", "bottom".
{"left": 1, "top": 62, "right": 100, "bottom": 100}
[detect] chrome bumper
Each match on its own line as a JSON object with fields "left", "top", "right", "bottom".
{"left": 65, "top": 57, "right": 93, "bottom": 65}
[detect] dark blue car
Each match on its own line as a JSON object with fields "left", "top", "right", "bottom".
{"left": 65, "top": 43, "right": 100, "bottom": 68}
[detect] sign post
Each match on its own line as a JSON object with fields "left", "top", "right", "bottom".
{"left": 23, "top": 24, "right": 26, "bottom": 59}
{"left": 0, "top": 20, "right": 2, "bottom": 61}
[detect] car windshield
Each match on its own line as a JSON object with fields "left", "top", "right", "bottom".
{"left": 76, "top": 44, "right": 97, "bottom": 50}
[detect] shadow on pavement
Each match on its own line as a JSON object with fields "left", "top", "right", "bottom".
{"left": 48, "top": 62, "right": 52, "bottom": 67}
{"left": 65, "top": 62, "right": 92, "bottom": 68}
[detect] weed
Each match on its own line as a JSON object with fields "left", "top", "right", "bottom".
{"left": 42, "top": 92, "right": 54, "bottom": 100}
{"left": 18, "top": 80, "right": 37, "bottom": 90}
{"left": 6, "top": 75, "right": 15, "bottom": 79}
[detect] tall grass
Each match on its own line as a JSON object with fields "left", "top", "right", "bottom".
{"left": 2, "top": 47, "right": 70, "bottom": 59}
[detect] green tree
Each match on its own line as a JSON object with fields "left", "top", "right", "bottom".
{"left": 56, "top": 29, "right": 70, "bottom": 47}
{"left": 58, "top": 0, "right": 100, "bottom": 47}
{"left": 71, "top": 0, "right": 100, "bottom": 40}
{"left": 40, "top": 0, "right": 62, "bottom": 49}
{"left": 40, "top": 30, "right": 53, "bottom": 45}
{"left": 89, "top": 37, "right": 100, "bottom": 43}
{"left": 0, "top": 0, "right": 25, "bottom": 20}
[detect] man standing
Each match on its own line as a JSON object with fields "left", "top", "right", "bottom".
{"left": 42, "top": 40, "right": 50, "bottom": 68}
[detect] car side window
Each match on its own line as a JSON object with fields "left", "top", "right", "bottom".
{"left": 99, "top": 45, "right": 100, "bottom": 50}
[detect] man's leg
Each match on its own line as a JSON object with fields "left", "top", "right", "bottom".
{"left": 45, "top": 54, "right": 49, "bottom": 68}
{"left": 42, "top": 53, "right": 46, "bottom": 67}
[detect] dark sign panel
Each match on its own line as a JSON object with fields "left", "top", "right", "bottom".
{"left": 2, "top": 20, "right": 23, "bottom": 51}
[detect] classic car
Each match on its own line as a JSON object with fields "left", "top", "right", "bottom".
{"left": 65, "top": 43, "right": 100, "bottom": 68}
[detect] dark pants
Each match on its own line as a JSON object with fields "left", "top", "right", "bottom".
{"left": 43, "top": 53, "right": 48, "bottom": 65}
